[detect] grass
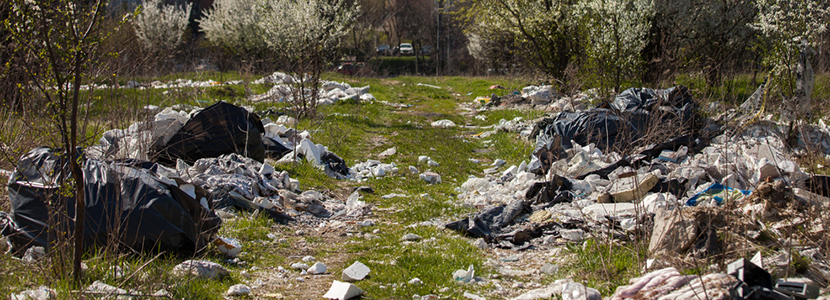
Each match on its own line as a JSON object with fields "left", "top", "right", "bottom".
{"left": 557, "top": 238, "right": 646, "bottom": 296}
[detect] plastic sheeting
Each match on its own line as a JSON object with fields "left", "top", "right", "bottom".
{"left": 3, "top": 147, "right": 221, "bottom": 256}
{"left": 529, "top": 86, "right": 696, "bottom": 174}
{"left": 152, "top": 101, "right": 266, "bottom": 166}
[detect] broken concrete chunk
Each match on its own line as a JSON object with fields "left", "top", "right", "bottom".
{"left": 649, "top": 208, "right": 698, "bottom": 255}
{"left": 401, "top": 233, "right": 422, "bottom": 242}
{"left": 322, "top": 280, "right": 363, "bottom": 300}
{"left": 85, "top": 281, "right": 127, "bottom": 297}
{"left": 308, "top": 262, "right": 327, "bottom": 275}
{"left": 10, "top": 286, "right": 56, "bottom": 300}
{"left": 342, "top": 261, "right": 370, "bottom": 282}
{"left": 559, "top": 229, "right": 585, "bottom": 242}
{"left": 172, "top": 260, "right": 229, "bottom": 279}
{"left": 607, "top": 173, "right": 658, "bottom": 202}
{"left": 291, "top": 262, "right": 310, "bottom": 270}
{"left": 226, "top": 284, "right": 251, "bottom": 296}
{"left": 378, "top": 147, "right": 396, "bottom": 158}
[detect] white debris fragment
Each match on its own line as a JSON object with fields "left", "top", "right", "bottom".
{"left": 308, "top": 262, "right": 327, "bottom": 275}
{"left": 226, "top": 284, "right": 251, "bottom": 296}
{"left": 431, "top": 119, "right": 457, "bottom": 128}
{"left": 322, "top": 281, "right": 364, "bottom": 300}
{"left": 342, "top": 261, "right": 371, "bottom": 282}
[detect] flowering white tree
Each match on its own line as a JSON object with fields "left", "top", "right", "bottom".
{"left": 132, "top": 0, "right": 191, "bottom": 53}
{"left": 653, "top": 0, "right": 757, "bottom": 86}
{"left": 199, "top": 0, "right": 267, "bottom": 55}
{"left": 577, "top": 0, "right": 654, "bottom": 92}
{"left": 257, "top": 0, "right": 360, "bottom": 116}
{"left": 753, "top": 0, "right": 828, "bottom": 94}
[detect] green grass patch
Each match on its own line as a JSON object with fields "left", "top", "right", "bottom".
{"left": 557, "top": 239, "right": 646, "bottom": 296}
{"left": 345, "top": 225, "right": 489, "bottom": 298}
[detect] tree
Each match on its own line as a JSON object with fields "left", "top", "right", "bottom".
{"left": 199, "top": 0, "right": 268, "bottom": 59}
{"left": 753, "top": 0, "right": 829, "bottom": 96}
{"left": 652, "top": 0, "right": 757, "bottom": 87}
{"left": 396, "top": 0, "right": 435, "bottom": 73}
{"left": 577, "top": 0, "right": 654, "bottom": 93}
{"left": 3, "top": 0, "right": 112, "bottom": 283}
{"left": 258, "top": 0, "right": 360, "bottom": 116}
{"left": 458, "top": 0, "right": 580, "bottom": 78}
{"left": 133, "top": 0, "right": 191, "bottom": 54}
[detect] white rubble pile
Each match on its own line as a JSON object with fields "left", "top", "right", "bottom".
{"left": 350, "top": 160, "right": 399, "bottom": 181}
{"left": 456, "top": 161, "right": 538, "bottom": 207}
{"left": 250, "top": 71, "right": 374, "bottom": 105}
{"left": 472, "top": 117, "right": 535, "bottom": 139}
{"left": 521, "top": 85, "right": 557, "bottom": 105}
{"left": 87, "top": 105, "right": 199, "bottom": 161}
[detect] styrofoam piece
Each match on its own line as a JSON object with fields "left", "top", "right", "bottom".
{"left": 308, "top": 262, "right": 327, "bottom": 275}
{"left": 322, "top": 280, "right": 364, "bottom": 300}
{"left": 342, "top": 261, "right": 370, "bottom": 282}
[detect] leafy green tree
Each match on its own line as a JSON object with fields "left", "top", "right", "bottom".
{"left": 458, "top": 0, "right": 580, "bottom": 78}
{"left": 3, "top": 0, "right": 114, "bottom": 283}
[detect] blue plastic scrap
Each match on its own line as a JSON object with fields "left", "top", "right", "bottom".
{"left": 686, "top": 183, "right": 751, "bottom": 206}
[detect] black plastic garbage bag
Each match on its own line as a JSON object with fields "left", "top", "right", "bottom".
{"left": 322, "top": 151, "right": 350, "bottom": 179}
{"left": 445, "top": 199, "right": 526, "bottom": 242}
{"left": 529, "top": 86, "right": 696, "bottom": 174}
{"left": 152, "top": 101, "right": 266, "bottom": 166}
{"left": 3, "top": 147, "right": 221, "bottom": 256}
{"left": 262, "top": 136, "right": 292, "bottom": 159}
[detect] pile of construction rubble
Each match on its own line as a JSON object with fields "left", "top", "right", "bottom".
{"left": 449, "top": 83, "right": 830, "bottom": 299}
{"left": 0, "top": 100, "right": 371, "bottom": 258}
{"left": 250, "top": 71, "right": 376, "bottom": 105}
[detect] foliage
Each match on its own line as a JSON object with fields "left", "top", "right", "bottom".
{"left": 3, "top": 0, "right": 116, "bottom": 283}
{"left": 132, "top": 0, "right": 190, "bottom": 53}
{"left": 457, "top": 0, "right": 580, "bottom": 78}
{"left": 652, "top": 0, "right": 757, "bottom": 86}
{"left": 577, "top": 0, "right": 654, "bottom": 93}
{"left": 753, "top": 0, "right": 829, "bottom": 95}
{"left": 199, "top": 0, "right": 267, "bottom": 56}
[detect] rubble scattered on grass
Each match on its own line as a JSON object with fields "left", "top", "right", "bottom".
{"left": 172, "top": 260, "right": 230, "bottom": 280}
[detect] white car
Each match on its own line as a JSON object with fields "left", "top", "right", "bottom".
{"left": 399, "top": 43, "right": 414, "bottom": 55}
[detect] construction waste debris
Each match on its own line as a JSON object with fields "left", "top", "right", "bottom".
{"left": 449, "top": 83, "right": 830, "bottom": 298}
{"left": 2, "top": 69, "right": 830, "bottom": 299}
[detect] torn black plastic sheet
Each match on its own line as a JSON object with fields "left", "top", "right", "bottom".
{"left": 3, "top": 147, "right": 221, "bottom": 256}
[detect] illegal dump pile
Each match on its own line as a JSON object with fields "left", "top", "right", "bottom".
{"left": 2, "top": 71, "right": 830, "bottom": 299}
{"left": 0, "top": 94, "right": 368, "bottom": 259}
{"left": 450, "top": 85, "right": 830, "bottom": 298}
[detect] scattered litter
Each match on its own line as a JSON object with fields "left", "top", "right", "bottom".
{"left": 417, "top": 83, "right": 442, "bottom": 89}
